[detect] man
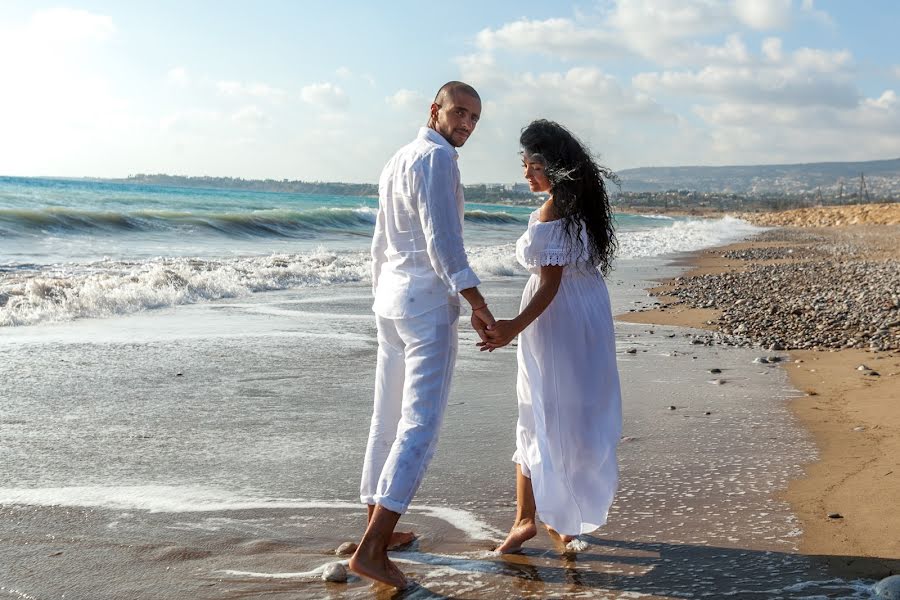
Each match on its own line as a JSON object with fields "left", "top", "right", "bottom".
{"left": 349, "top": 81, "right": 495, "bottom": 588}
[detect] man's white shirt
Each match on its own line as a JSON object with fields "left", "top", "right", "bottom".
{"left": 371, "top": 127, "right": 480, "bottom": 319}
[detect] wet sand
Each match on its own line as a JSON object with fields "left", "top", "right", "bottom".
{"left": 619, "top": 222, "right": 900, "bottom": 584}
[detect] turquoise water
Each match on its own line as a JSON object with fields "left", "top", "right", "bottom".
{"left": 0, "top": 176, "right": 762, "bottom": 327}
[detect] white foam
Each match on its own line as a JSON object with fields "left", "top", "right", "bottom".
{"left": 618, "top": 217, "right": 764, "bottom": 258}
{"left": 467, "top": 243, "right": 524, "bottom": 277}
{"left": 0, "top": 485, "right": 502, "bottom": 540}
{"left": 0, "top": 248, "right": 371, "bottom": 327}
{"left": 219, "top": 561, "right": 349, "bottom": 581}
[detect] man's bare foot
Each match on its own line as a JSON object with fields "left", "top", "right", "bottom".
{"left": 495, "top": 518, "right": 537, "bottom": 554}
{"left": 388, "top": 530, "right": 417, "bottom": 550}
{"left": 348, "top": 548, "right": 408, "bottom": 589}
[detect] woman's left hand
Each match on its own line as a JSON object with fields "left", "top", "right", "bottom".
{"left": 477, "top": 319, "right": 519, "bottom": 352}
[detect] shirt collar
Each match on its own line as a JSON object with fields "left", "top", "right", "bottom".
{"left": 418, "top": 127, "right": 459, "bottom": 158}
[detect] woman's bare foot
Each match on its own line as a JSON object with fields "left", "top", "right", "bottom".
{"left": 388, "top": 531, "right": 417, "bottom": 549}
{"left": 544, "top": 524, "right": 575, "bottom": 545}
{"left": 348, "top": 546, "right": 408, "bottom": 589}
{"left": 495, "top": 518, "right": 537, "bottom": 554}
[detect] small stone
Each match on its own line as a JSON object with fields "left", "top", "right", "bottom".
{"left": 704, "top": 411, "right": 712, "bottom": 415}
{"left": 866, "top": 370, "right": 881, "bottom": 377}
{"left": 873, "top": 575, "right": 900, "bottom": 600}
{"left": 753, "top": 357, "right": 770, "bottom": 364}
{"left": 626, "top": 348, "right": 637, "bottom": 354}
{"left": 857, "top": 364, "right": 870, "bottom": 371}
{"left": 321, "top": 562, "right": 348, "bottom": 583}
{"left": 827, "top": 512, "right": 843, "bottom": 519}
{"left": 176, "top": 373, "right": 183, "bottom": 377}
{"left": 667, "top": 405, "right": 677, "bottom": 410}
{"left": 335, "top": 542, "right": 357, "bottom": 556}
{"left": 709, "top": 368, "right": 722, "bottom": 374}
{"left": 709, "top": 379, "right": 726, "bottom": 385}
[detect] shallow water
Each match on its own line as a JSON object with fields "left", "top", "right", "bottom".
{"left": 0, "top": 258, "right": 878, "bottom": 598}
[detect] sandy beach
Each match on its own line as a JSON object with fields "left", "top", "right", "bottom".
{"left": 621, "top": 203, "right": 900, "bottom": 579}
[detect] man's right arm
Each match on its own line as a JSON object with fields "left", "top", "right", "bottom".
{"left": 417, "top": 150, "right": 495, "bottom": 334}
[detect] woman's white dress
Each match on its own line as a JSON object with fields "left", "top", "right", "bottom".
{"left": 512, "top": 210, "right": 622, "bottom": 536}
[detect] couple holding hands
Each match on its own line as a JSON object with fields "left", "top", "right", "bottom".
{"left": 350, "top": 81, "right": 622, "bottom": 589}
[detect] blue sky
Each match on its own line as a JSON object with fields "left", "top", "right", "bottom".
{"left": 1, "top": 1, "right": 899, "bottom": 183}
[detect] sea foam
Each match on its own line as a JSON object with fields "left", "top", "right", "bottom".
{"left": 0, "top": 485, "right": 502, "bottom": 540}
{"left": 618, "top": 216, "right": 764, "bottom": 258}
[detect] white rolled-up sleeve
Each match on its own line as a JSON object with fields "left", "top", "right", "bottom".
{"left": 417, "top": 149, "right": 480, "bottom": 294}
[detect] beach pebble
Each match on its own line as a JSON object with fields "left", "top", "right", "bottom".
{"left": 335, "top": 542, "right": 357, "bottom": 556}
{"left": 874, "top": 575, "right": 900, "bottom": 600}
{"left": 753, "top": 357, "right": 770, "bottom": 364}
{"left": 667, "top": 405, "right": 677, "bottom": 411}
{"left": 709, "top": 379, "right": 726, "bottom": 385}
{"left": 857, "top": 364, "right": 871, "bottom": 371}
{"left": 709, "top": 368, "right": 722, "bottom": 374}
{"left": 704, "top": 411, "right": 712, "bottom": 415}
{"left": 827, "top": 512, "right": 843, "bottom": 519}
{"left": 626, "top": 348, "right": 637, "bottom": 354}
{"left": 321, "top": 562, "right": 348, "bottom": 583}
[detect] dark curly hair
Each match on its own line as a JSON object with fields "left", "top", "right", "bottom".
{"left": 519, "top": 119, "right": 618, "bottom": 275}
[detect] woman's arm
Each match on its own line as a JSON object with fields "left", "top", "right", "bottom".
{"left": 480, "top": 264, "right": 564, "bottom": 351}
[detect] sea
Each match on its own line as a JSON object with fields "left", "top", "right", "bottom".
{"left": 0, "top": 176, "right": 875, "bottom": 599}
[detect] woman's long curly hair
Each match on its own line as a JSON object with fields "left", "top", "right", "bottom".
{"left": 520, "top": 119, "right": 618, "bottom": 275}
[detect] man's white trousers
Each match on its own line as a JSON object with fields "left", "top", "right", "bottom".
{"left": 360, "top": 304, "right": 459, "bottom": 514}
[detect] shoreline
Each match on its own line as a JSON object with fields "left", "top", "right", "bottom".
{"left": 617, "top": 221, "right": 900, "bottom": 576}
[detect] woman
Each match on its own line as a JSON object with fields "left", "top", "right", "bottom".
{"left": 481, "top": 119, "right": 622, "bottom": 552}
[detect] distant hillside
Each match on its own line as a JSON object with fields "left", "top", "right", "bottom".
{"left": 617, "top": 158, "right": 900, "bottom": 197}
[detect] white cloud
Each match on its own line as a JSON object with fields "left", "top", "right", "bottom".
{"left": 761, "top": 37, "right": 783, "bottom": 62}
{"left": 893, "top": 66, "right": 900, "bottom": 80}
{"left": 732, "top": 0, "right": 792, "bottom": 30}
{"left": 800, "top": 0, "right": 835, "bottom": 27}
{"left": 865, "top": 90, "right": 898, "bottom": 110}
{"left": 336, "top": 66, "right": 352, "bottom": 78}
{"left": 216, "top": 80, "right": 286, "bottom": 100}
{"left": 474, "top": 18, "right": 622, "bottom": 61}
{"left": 633, "top": 46, "right": 857, "bottom": 108}
{"left": 167, "top": 66, "right": 190, "bottom": 87}
{"left": 691, "top": 92, "right": 900, "bottom": 164}
{"left": 231, "top": 105, "right": 269, "bottom": 127}
{"left": 300, "top": 82, "right": 349, "bottom": 110}
{"left": 608, "top": 0, "right": 733, "bottom": 40}
{"left": 386, "top": 89, "right": 427, "bottom": 110}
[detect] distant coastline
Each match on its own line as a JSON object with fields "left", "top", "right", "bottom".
{"left": 112, "top": 174, "right": 543, "bottom": 206}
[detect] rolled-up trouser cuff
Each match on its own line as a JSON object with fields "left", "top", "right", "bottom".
{"left": 372, "top": 495, "right": 409, "bottom": 515}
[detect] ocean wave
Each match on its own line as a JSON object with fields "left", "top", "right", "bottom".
{"left": 0, "top": 249, "right": 371, "bottom": 327}
{"left": 618, "top": 216, "right": 764, "bottom": 258}
{"left": 0, "top": 217, "right": 763, "bottom": 327}
{"left": 463, "top": 209, "right": 528, "bottom": 224}
{"left": 0, "top": 206, "right": 526, "bottom": 238}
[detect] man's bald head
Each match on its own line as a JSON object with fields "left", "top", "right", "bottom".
{"left": 433, "top": 81, "right": 480, "bottom": 105}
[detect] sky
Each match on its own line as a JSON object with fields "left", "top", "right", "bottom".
{"left": 1, "top": 0, "right": 899, "bottom": 183}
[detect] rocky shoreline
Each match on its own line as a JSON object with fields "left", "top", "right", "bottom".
{"left": 654, "top": 227, "right": 900, "bottom": 352}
